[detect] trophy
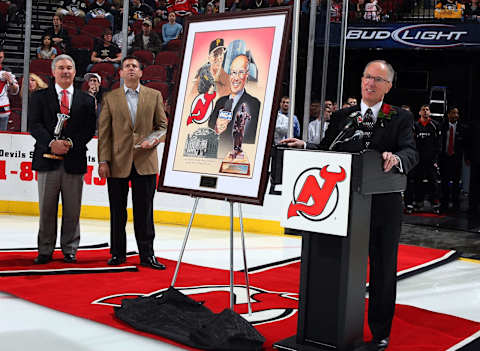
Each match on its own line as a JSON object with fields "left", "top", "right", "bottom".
{"left": 43, "top": 113, "right": 70, "bottom": 160}
{"left": 219, "top": 103, "right": 251, "bottom": 176}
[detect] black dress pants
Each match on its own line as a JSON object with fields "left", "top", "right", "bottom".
{"left": 368, "top": 192, "right": 402, "bottom": 340}
{"left": 440, "top": 154, "right": 463, "bottom": 206}
{"left": 107, "top": 164, "right": 157, "bottom": 259}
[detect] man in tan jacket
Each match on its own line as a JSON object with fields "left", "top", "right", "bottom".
{"left": 98, "top": 55, "right": 168, "bottom": 269}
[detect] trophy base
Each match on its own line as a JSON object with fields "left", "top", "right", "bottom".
{"left": 219, "top": 151, "right": 250, "bottom": 176}
{"left": 43, "top": 153, "right": 65, "bottom": 160}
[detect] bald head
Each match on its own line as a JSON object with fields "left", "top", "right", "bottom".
{"left": 229, "top": 55, "right": 249, "bottom": 96}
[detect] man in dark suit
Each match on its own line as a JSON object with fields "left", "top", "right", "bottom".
{"left": 28, "top": 54, "right": 97, "bottom": 264}
{"left": 98, "top": 56, "right": 168, "bottom": 269}
{"left": 282, "top": 60, "right": 418, "bottom": 350}
{"left": 466, "top": 119, "right": 480, "bottom": 216}
{"left": 207, "top": 54, "right": 260, "bottom": 157}
{"left": 439, "top": 106, "right": 467, "bottom": 212}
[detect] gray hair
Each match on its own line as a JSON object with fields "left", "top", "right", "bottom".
{"left": 364, "top": 60, "right": 395, "bottom": 82}
{"left": 51, "top": 54, "right": 76, "bottom": 72}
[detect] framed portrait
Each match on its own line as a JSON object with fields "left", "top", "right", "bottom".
{"left": 158, "top": 8, "right": 292, "bottom": 205}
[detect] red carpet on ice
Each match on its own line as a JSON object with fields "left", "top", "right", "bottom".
{"left": 0, "top": 244, "right": 478, "bottom": 350}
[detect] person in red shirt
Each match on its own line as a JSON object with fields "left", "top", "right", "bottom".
{"left": 166, "top": 0, "right": 198, "bottom": 24}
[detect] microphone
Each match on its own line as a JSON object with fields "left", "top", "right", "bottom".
{"left": 336, "top": 130, "right": 364, "bottom": 144}
{"left": 329, "top": 118, "right": 358, "bottom": 150}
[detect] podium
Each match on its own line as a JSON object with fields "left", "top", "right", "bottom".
{"left": 275, "top": 149, "right": 406, "bottom": 351}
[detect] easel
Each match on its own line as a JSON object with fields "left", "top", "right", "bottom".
{"left": 170, "top": 197, "right": 253, "bottom": 314}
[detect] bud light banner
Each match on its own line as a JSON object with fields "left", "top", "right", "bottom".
{"left": 316, "top": 23, "right": 480, "bottom": 49}
{"left": 346, "top": 23, "right": 480, "bottom": 49}
{"left": 280, "top": 150, "right": 352, "bottom": 236}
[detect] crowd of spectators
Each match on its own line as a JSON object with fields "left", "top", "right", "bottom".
{"left": 14, "top": 1, "right": 298, "bottom": 109}
{"left": 3, "top": 0, "right": 480, "bottom": 133}
{"left": 297, "top": 0, "right": 480, "bottom": 23}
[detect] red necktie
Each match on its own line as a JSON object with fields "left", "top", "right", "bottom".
{"left": 60, "top": 89, "right": 70, "bottom": 115}
{"left": 447, "top": 125, "right": 454, "bottom": 156}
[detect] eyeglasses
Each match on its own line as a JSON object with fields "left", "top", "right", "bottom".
{"left": 230, "top": 70, "right": 247, "bottom": 78}
{"left": 363, "top": 74, "right": 390, "bottom": 84}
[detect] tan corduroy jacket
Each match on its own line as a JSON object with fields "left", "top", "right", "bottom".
{"left": 97, "top": 84, "right": 168, "bottom": 178}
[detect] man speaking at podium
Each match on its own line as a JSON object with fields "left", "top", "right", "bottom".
{"left": 282, "top": 60, "right": 418, "bottom": 350}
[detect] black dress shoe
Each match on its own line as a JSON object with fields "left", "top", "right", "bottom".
{"left": 368, "top": 337, "right": 389, "bottom": 350}
{"left": 34, "top": 255, "right": 52, "bottom": 264}
{"left": 63, "top": 254, "right": 77, "bottom": 263}
{"left": 140, "top": 256, "right": 166, "bottom": 270}
{"left": 107, "top": 256, "right": 126, "bottom": 265}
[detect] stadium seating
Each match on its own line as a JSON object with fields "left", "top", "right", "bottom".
{"left": 63, "top": 21, "right": 81, "bottom": 36}
{"left": 62, "top": 15, "right": 85, "bottom": 28}
{"left": 133, "top": 50, "right": 155, "bottom": 66}
{"left": 154, "top": 51, "right": 180, "bottom": 66}
{"left": 165, "top": 39, "right": 182, "bottom": 51}
{"left": 88, "top": 17, "right": 112, "bottom": 29}
{"left": 29, "top": 59, "right": 53, "bottom": 76}
{"left": 71, "top": 34, "right": 94, "bottom": 50}
{"left": 80, "top": 24, "right": 105, "bottom": 41}
{"left": 142, "top": 65, "right": 168, "bottom": 82}
{"left": 89, "top": 62, "right": 117, "bottom": 81}
{"left": 144, "top": 81, "right": 169, "bottom": 99}
{"left": 0, "top": 2, "right": 8, "bottom": 17}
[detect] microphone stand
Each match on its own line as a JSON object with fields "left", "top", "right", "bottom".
{"left": 329, "top": 121, "right": 354, "bottom": 150}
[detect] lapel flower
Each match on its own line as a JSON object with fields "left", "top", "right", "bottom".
{"left": 377, "top": 103, "right": 397, "bottom": 127}
{"left": 378, "top": 103, "right": 396, "bottom": 120}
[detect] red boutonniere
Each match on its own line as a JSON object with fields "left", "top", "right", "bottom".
{"left": 378, "top": 104, "right": 397, "bottom": 120}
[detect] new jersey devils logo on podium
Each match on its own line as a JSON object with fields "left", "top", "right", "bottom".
{"left": 287, "top": 166, "right": 346, "bottom": 221}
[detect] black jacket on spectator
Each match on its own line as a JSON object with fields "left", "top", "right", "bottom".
{"left": 87, "top": 1, "right": 111, "bottom": 14}
{"left": 44, "top": 26, "right": 71, "bottom": 52}
{"left": 130, "top": 3, "right": 154, "bottom": 21}
{"left": 414, "top": 118, "right": 441, "bottom": 163}
{"left": 132, "top": 31, "right": 162, "bottom": 54}
{"left": 439, "top": 119, "right": 468, "bottom": 206}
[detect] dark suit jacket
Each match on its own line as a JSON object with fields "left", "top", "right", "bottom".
{"left": 440, "top": 120, "right": 467, "bottom": 160}
{"left": 465, "top": 120, "right": 480, "bottom": 164}
{"left": 208, "top": 90, "right": 261, "bottom": 154}
{"left": 28, "top": 85, "right": 97, "bottom": 174}
{"left": 132, "top": 32, "right": 162, "bottom": 54}
{"left": 308, "top": 104, "right": 418, "bottom": 175}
